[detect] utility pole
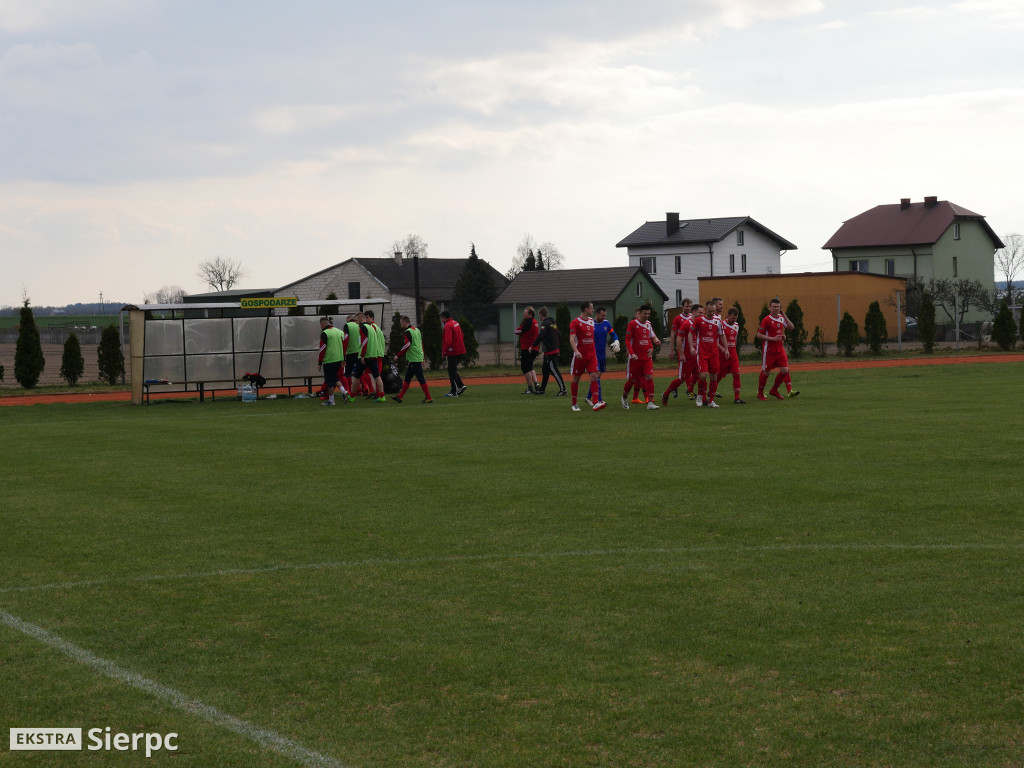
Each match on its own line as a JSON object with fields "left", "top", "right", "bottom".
{"left": 99, "top": 291, "right": 104, "bottom": 315}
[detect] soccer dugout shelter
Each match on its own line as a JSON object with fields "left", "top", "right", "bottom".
{"left": 126, "top": 298, "right": 389, "bottom": 405}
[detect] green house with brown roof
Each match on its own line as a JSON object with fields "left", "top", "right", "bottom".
{"left": 823, "top": 196, "right": 1003, "bottom": 321}
{"left": 494, "top": 267, "right": 668, "bottom": 342}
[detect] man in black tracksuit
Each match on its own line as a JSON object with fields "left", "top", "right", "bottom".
{"left": 533, "top": 307, "right": 567, "bottom": 396}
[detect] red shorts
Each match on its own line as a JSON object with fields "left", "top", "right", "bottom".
{"left": 678, "top": 355, "right": 698, "bottom": 378}
{"left": 698, "top": 353, "right": 719, "bottom": 374}
{"left": 628, "top": 356, "right": 653, "bottom": 380}
{"left": 571, "top": 354, "right": 598, "bottom": 376}
{"left": 722, "top": 351, "right": 740, "bottom": 375}
{"left": 762, "top": 346, "right": 789, "bottom": 372}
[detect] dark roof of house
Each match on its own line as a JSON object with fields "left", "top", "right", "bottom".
{"left": 823, "top": 199, "right": 1004, "bottom": 250}
{"left": 278, "top": 257, "right": 508, "bottom": 302}
{"left": 616, "top": 216, "right": 798, "bottom": 251}
{"left": 495, "top": 267, "right": 668, "bottom": 305}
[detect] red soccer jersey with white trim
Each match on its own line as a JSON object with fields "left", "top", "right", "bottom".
{"left": 722, "top": 319, "right": 739, "bottom": 349}
{"left": 677, "top": 314, "right": 694, "bottom": 357}
{"left": 759, "top": 314, "right": 787, "bottom": 353}
{"left": 693, "top": 315, "right": 721, "bottom": 357}
{"left": 625, "top": 319, "right": 654, "bottom": 356}
{"left": 570, "top": 315, "right": 597, "bottom": 356}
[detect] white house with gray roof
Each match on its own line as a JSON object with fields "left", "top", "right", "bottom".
{"left": 616, "top": 213, "right": 798, "bottom": 308}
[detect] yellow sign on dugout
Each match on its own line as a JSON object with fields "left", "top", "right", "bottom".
{"left": 240, "top": 297, "right": 298, "bottom": 309}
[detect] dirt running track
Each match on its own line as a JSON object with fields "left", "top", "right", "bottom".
{"left": 3, "top": 353, "right": 1023, "bottom": 407}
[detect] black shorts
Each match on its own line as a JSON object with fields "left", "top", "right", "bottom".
{"left": 363, "top": 358, "right": 381, "bottom": 377}
{"left": 520, "top": 348, "right": 538, "bottom": 373}
{"left": 344, "top": 354, "right": 360, "bottom": 376}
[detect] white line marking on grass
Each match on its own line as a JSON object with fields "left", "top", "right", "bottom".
{"left": 0, "top": 609, "right": 351, "bottom": 768}
{"left": 2, "top": 542, "right": 1019, "bottom": 595}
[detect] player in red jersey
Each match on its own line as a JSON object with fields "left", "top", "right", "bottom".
{"left": 661, "top": 299, "right": 698, "bottom": 405}
{"left": 621, "top": 304, "right": 661, "bottom": 410}
{"left": 756, "top": 297, "right": 799, "bottom": 400}
{"left": 718, "top": 306, "right": 744, "bottom": 403}
{"left": 690, "top": 299, "right": 728, "bottom": 408}
{"left": 569, "top": 301, "right": 606, "bottom": 412}
{"left": 663, "top": 301, "right": 696, "bottom": 409}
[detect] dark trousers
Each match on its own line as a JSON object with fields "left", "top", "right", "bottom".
{"left": 539, "top": 354, "right": 565, "bottom": 393}
{"left": 405, "top": 361, "right": 426, "bottom": 385}
{"left": 447, "top": 355, "right": 464, "bottom": 393}
{"left": 323, "top": 361, "right": 342, "bottom": 391}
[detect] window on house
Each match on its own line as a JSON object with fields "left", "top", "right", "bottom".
{"left": 348, "top": 282, "right": 360, "bottom": 300}
{"left": 729, "top": 254, "right": 735, "bottom": 273}
{"left": 674, "top": 255, "right": 681, "bottom": 273}
{"left": 953, "top": 256, "right": 958, "bottom": 277}
{"left": 636, "top": 282, "right": 643, "bottom": 297}
{"left": 885, "top": 259, "right": 895, "bottom": 276}
{"left": 640, "top": 256, "right": 657, "bottom": 274}
{"left": 741, "top": 254, "right": 747, "bottom": 273}
{"left": 737, "top": 230, "right": 745, "bottom": 246}
{"left": 675, "top": 290, "right": 683, "bottom": 307}
{"left": 954, "top": 222, "right": 961, "bottom": 240}
{"left": 849, "top": 260, "right": 869, "bottom": 273}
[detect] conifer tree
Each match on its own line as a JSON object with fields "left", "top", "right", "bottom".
{"left": 918, "top": 291, "right": 937, "bottom": 353}
{"left": 97, "top": 324, "right": 125, "bottom": 385}
{"left": 535, "top": 251, "right": 545, "bottom": 271}
{"left": 991, "top": 298, "right": 1017, "bottom": 350}
{"left": 458, "top": 315, "right": 479, "bottom": 367}
{"left": 863, "top": 301, "right": 888, "bottom": 354}
{"left": 836, "top": 312, "right": 860, "bottom": 357}
{"left": 785, "top": 298, "right": 808, "bottom": 358}
{"left": 452, "top": 243, "right": 498, "bottom": 306}
{"left": 421, "top": 302, "right": 443, "bottom": 370}
{"left": 523, "top": 250, "right": 536, "bottom": 271}
{"left": 60, "top": 331, "right": 85, "bottom": 386}
{"left": 811, "top": 326, "right": 827, "bottom": 356}
{"left": 14, "top": 299, "right": 45, "bottom": 389}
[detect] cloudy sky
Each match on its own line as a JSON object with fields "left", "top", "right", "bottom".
{"left": 1, "top": 0, "right": 1021, "bottom": 308}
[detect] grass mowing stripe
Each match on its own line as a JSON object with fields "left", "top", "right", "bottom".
{"left": 0, "top": 608, "right": 352, "bottom": 768}
{"left": 2, "top": 541, "right": 1017, "bottom": 595}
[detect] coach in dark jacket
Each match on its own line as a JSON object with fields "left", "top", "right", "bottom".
{"left": 533, "top": 307, "right": 566, "bottom": 396}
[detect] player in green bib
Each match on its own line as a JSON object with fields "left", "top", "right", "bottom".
{"left": 391, "top": 316, "right": 433, "bottom": 404}
{"left": 361, "top": 309, "right": 387, "bottom": 402}
{"left": 317, "top": 316, "right": 349, "bottom": 406}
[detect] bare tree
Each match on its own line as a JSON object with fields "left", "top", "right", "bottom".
{"left": 996, "top": 232, "right": 1023, "bottom": 307}
{"left": 197, "top": 257, "right": 247, "bottom": 292}
{"left": 386, "top": 234, "right": 428, "bottom": 260}
{"left": 143, "top": 285, "right": 186, "bottom": 304}
{"left": 536, "top": 241, "right": 564, "bottom": 270}
{"left": 507, "top": 234, "right": 564, "bottom": 280}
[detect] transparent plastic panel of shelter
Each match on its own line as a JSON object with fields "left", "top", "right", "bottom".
{"left": 186, "top": 353, "right": 234, "bottom": 385}
{"left": 145, "top": 320, "right": 184, "bottom": 355}
{"left": 234, "top": 317, "right": 282, "bottom": 352}
{"left": 281, "top": 316, "right": 321, "bottom": 351}
{"left": 282, "top": 350, "right": 318, "bottom": 379}
{"left": 184, "top": 319, "right": 233, "bottom": 355}
{"left": 235, "top": 353, "right": 282, "bottom": 380}
{"left": 143, "top": 356, "right": 184, "bottom": 384}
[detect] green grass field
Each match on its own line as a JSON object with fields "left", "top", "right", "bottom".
{"left": 2, "top": 364, "right": 1023, "bottom": 767}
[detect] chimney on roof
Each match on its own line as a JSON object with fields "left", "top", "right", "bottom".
{"left": 666, "top": 212, "right": 680, "bottom": 236}
{"left": 394, "top": 249, "right": 403, "bottom": 265}
{"left": 900, "top": 198, "right": 911, "bottom": 209}
{"left": 924, "top": 196, "right": 938, "bottom": 207}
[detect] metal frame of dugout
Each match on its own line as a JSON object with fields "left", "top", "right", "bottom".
{"left": 126, "top": 300, "right": 389, "bottom": 405}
